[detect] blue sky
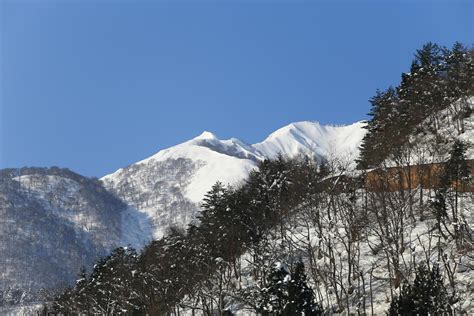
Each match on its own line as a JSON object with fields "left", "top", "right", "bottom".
{"left": 1, "top": 0, "right": 472, "bottom": 177}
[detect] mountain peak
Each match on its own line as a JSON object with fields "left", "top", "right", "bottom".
{"left": 194, "top": 131, "right": 218, "bottom": 140}
{"left": 252, "top": 120, "right": 367, "bottom": 162}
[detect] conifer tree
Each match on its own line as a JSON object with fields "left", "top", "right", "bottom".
{"left": 388, "top": 264, "right": 451, "bottom": 315}
{"left": 399, "top": 42, "right": 446, "bottom": 133}
{"left": 259, "top": 261, "right": 322, "bottom": 315}
{"left": 286, "top": 261, "right": 323, "bottom": 316}
{"left": 442, "top": 140, "right": 471, "bottom": 189}
{"left": 444, "top": 42, "right": 473, "bottom": 133}
{"left": 358, "top": 87, "right": 399, "bottom": 168}
{"left": 439, "top": 140, "right": 471, "bottom": 246}
{"left": 260, "top": 262, "right": 290, "bottom": 314}
{"left": 445, "top": 42, "right": 472, "bottom": 100}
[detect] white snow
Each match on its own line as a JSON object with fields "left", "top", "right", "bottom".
{"left": 101, "top": 121, "right": 368, "bottom": 238}
{"left": 253, "top": 121, "right": 366, "bottom": 166}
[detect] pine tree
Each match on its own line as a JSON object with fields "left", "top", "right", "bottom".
{"left": 440, "top": 140, "right": 471, "bottom": 246}
{"left": 73, "top": 267, "right": 90, "bottom": 312}
{"left": 445, "top": 42, "right": 472, "bottom": 100}
{"left": 259, "top": 262, "right": 290, "bottom": 314}
{"left": 358, "top": 87, "right": 400, "bottom": 168}
{"left": 197, "top": 181, "right": 229, "bottom": 259}
{"left": 197, "top": 181, "right": 245, "bottom": 262}
{"left": 285, "top": 261, "right": 323, "bottom": 316}
{"left": 442, "top": 140, "right": 471, "bottom": 189}
{"left": 388, "top": 264, "right": 451, "bottom": 315}
{"left": 400, "top": 42, "right": 446, "bottom": 134}
{"left": 444, "top": 42, "right": 473, "bottom": 133}
{"left": 259, "top": 261, "right": 322, "bottom": 315}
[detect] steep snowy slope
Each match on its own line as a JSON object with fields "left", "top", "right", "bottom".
{"left": 253, "top": 121, "right": 366, "bottom": 164}
{"left": 102, "top": 121, "right": 366, "bottom": 238}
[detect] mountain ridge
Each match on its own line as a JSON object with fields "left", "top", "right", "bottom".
{"left": 102, "top": 120, "right": 366, "bottom": 179}
{"left": 101, "top": 120, "right": 367, "bottom": 238}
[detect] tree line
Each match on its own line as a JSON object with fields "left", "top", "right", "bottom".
{"left": 358, "top": 42, "right": 473, "bottom": 169}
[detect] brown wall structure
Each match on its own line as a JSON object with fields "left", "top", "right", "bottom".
{"left": 364, "top": 159, "right": 474, "bottom": 193}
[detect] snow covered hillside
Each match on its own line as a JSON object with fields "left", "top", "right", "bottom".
{"left": 0, "top": 167, "right": 149, "bottom": 309}
{"left": 101, "top": 121, "right": 366, "bottom": 238}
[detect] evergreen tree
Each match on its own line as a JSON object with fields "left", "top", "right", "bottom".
{"left": 439, "top": 140, "right": 471, "bottom": 246}
{"left": 400, "top": 42, "right": 446, "bottom": 132}
{"left": 445, "top": 42, "right": 472, "bottom": 101}
{"left": 197, "top": 181, "right": 230, "bottom": 259}
{"left": 441, "top": 140, "right": 471, "bottom": 189}
{"left": 49, "top": 247, "right": 142, "bottom": 314}
{"left": 73, "top": 266, "right": 90, "bottom": 312}
{"left": 87, "top": 247, "right": 140, "bottom": 314}
{"left": 259, "top": 262, "right": 290, "bottom": 314}
{"left": 444, "top": 42, "right": 473, "bottom": 133}
{"left": 286, "top": 261, "right": 323, "bottom": 316}
{"left": 357, "top": 42, "right": 466, "bottom": 169}
{"left": 388, "top": 264, "right": 451, "bottom": 315}
{"left": 358, "top": 87, "right": 399, "bottom": 168}
{"left": 259, "top": 261, "right": 322, "bottom": 315}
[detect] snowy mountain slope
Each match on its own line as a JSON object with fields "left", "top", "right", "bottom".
{"left": 253, "top": 121, "right": 366, "bottom": 163}
{"left": 0, "top": 167, "right": 150, "bottom": 308}
{"left": 102, "top": 121, "right": 367, "bottom": 238}
{"left": 101, "top": 133, "right": 261, "bottom": 238}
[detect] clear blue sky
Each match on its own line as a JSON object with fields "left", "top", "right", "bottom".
{"left": 1, "top": 0, "right": 472, "bottom": 177}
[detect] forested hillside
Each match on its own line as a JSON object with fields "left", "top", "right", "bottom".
{"left": 0, "top": 167, "right": 134, "bottom": 309}
{"left": 39, "top": 42, "right": 474, "bottom": 315}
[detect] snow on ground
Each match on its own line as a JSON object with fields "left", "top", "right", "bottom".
{"left": 176, "top": 188, "right": 473, "bottom": 315}
{"left": 119, "top": 206, "right": 154, "bottom": 249}
{"left": 383, "top": 96, "right": 474, "bottom": 168}
{"left": 0, "top": 304, "right": 43, "bottom": 316}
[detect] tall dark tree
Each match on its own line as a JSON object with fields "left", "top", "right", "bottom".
{"left": 286, "top": 261, "right": 323, "bottom": 316}
{"left": 438, "top": 140, "right": 472, "bottom": 246}
{"left": 442, "top": 140, "right": 471, "bottom": 189}
{"left": 259, "top": 261, "right": 322, "bottom": 315}
{"left": 400, "top": 42, "right": 446, "bottom": 132}
{"left": 444, "top": 42, "right": 473, "bottom": 133}
{"left": 445, "top": 42, "right": 473, "bottom": 99}
{"left": 358, "top": 87, "right": 399, "bottom": 168}
{"left": 259, "top": 262, "right": 290, "bottom": 314}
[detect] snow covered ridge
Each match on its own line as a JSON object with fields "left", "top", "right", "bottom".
{"left": 252, "top": 120, "right": 366, "bottom": 161}
{"left": 101, "top": 121, "right": 367, "bottom": 238}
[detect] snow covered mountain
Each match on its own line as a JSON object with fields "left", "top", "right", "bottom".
{"left": 101, "top": 121, "right": 366, "bottom": 239}
{"left": 253, "top": 121, "right": 366, "bottom": 161}
{"left": 0, "top": 120, "right": 366, "bottom": 310}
